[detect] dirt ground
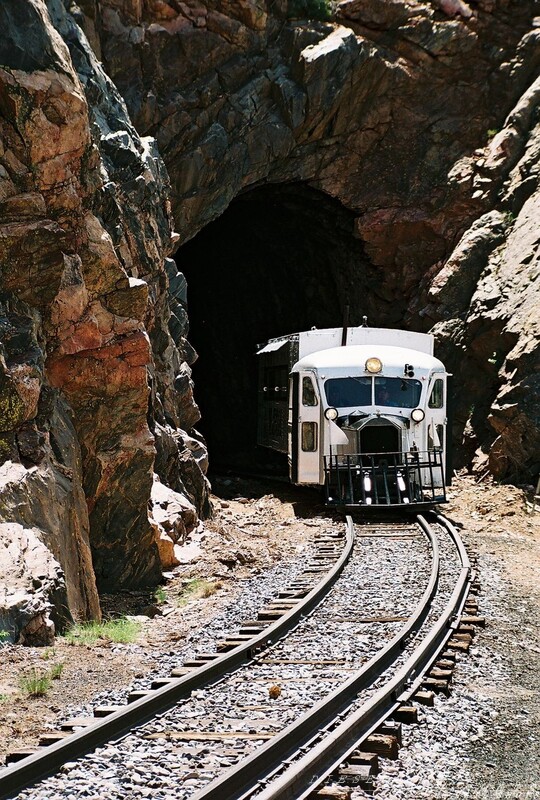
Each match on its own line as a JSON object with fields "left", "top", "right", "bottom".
{"left": 0, "top": 473, "right": 538, "bottom": 776}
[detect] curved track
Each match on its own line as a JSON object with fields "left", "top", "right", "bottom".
{"left": 0, "top": 513, "right": 470, "bottom": 800}
{"left": 190, "top": 513, "right": 470, "bottom": 800}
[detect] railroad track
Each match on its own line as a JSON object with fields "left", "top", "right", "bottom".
{"left": 1, "top": 513, "right": 475, "bottom": 800}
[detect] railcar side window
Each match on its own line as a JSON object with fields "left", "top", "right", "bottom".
{"left": 301, "top": 422, "right": 318, "bottom": 452}
{"left": 302, "top": 376, "right": 318, "bottom": 406}
{"left": 325, "top": 377, "right": 372, "bottom": 407}
{"left": 428, "top": 379, "right": 444, "bottom": 408}
{"left": 374, "top": 378, "right": 422, "bottom": 408}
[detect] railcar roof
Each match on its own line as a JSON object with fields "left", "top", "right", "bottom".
{"left": 292, "top": 344, "right": 445, "bottom": 373}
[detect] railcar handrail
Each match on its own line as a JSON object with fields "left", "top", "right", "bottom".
{"left": 324, "top": 449, "right": 446, "bottom": 506}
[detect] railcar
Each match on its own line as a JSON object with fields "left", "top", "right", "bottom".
{"left": 257, "top": 326, "right": 451, "bottom": 508}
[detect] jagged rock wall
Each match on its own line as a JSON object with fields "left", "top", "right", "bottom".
{"left": 0, "top": 0, "right": 210, "bottom": 634}
{"left": 83, "top": 0, "right": 539, "bottom": 479}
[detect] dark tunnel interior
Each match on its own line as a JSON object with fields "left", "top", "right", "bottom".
{"left": 177, "top": 183, "right": 397, "bottom": 473}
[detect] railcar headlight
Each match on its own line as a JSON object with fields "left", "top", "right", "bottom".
{"left": 411, "top": 408, "right": 425, "bottom": 423}
{"left": 325, "top": 407, "right": 338, "bottom": 421}
{"left": 365, "top": 357, "right": 382, "bottom": 374}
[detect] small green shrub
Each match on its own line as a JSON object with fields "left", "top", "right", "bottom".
{"left": 487, "top": 128, "right": 499, "bottom": 139}
{"left": 19, "top": 668, "right": 52, "bottom": 698}
{"left": 287, "top": 0, "right": 331, "bottom": 20}
{"left": 154, "top": 587, "right": 167, "bottom": 604}
{"left": 0, "top": 694, "right": 10, "bottom": 704}
{"left": 63, "top": 618, "right": 141, "bottom": 646}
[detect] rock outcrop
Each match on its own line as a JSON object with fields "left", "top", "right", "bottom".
{"left": 0, "top": 0, "right": 210, "bottom": 634}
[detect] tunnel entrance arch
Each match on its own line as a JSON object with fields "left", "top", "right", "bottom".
{"left": 176, "top": 183, "right": 396, "bottom": 473}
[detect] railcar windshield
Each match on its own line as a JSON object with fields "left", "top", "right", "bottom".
{"left": 324, "top": 376, "right": 423, "bottom": 409}
{"left": 325, "top": 377, "right": 372, "bottom": 407}
{"left": 374, "top": 377, "right": 422, "bottom": 408}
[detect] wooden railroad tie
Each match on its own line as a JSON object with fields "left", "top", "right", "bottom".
{"left": 5, "top": 749, "right": 38, "bottom": 765}
{"left": 413, "top": 689, "right": 435, "bottom": 706}
{"left": 392, "top": 705, "right": 418, "bottom": 724}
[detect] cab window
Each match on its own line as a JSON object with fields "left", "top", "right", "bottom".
{"left": 428, "top": 379, "right": 444, "bottom": 409}
{"left": 325, "top": 377, "right": 372, "bottom": 408}
{"left": 301, "top": 422, "right": 318, "bottom": 452}
{"left": 374, "top": 378, "right": 422, "bottom": 408}
{"left": 302, "top": 376, "right": 318, "bottom": 407}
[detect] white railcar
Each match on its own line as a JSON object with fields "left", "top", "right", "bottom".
{"left": 257, "top": 326, "right": 450, "bottom": 507}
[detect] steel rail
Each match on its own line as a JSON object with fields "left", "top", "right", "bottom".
{"left": 191, "top": 515, "right": 440, "bottom": 800}
{"left": 0, "top": 519, "right": 355, "bottom": 800}
{"left": 246, "top": 513, "right": 471, "bottom": 800}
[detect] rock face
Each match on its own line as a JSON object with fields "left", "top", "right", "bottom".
{"left": 84, "top": 0, "right": 539, "bottom": 480}
{"left": 0, "top": 0, "right": 538, "bottom": 632}
{"left": 0, "top": 0, "right": 210, "bottom": 631}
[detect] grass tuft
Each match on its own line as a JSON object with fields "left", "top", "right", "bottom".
{"left": 63, "top": 617, "right": 141, "bottom": 647}
{"left": 19, "top": 668, "right": 52, "bottom": 698}
{"left": 177, "top": 578, "right": 221, "bottom": 606}
{"left": 50, "top": 662, "right": 64, "bottom": 679}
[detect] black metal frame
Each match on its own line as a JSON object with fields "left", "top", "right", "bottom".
{"left": 324, "top": 449, "right": 446, "bottom": 507}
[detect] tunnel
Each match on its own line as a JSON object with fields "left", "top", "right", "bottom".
{"left": 177, "top": 183, "right": 399, "bottom": 473}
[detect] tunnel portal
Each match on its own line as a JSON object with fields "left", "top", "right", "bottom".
{"left": 177, "top": 183, "right": 396, "bottom": 473}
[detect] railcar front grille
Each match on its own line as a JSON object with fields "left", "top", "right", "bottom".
{"left": 324, "top": 450, "right": 446, "bottom": 507}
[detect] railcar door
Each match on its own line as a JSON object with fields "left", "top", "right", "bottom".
{"left": 426, "top": 374, "right": 447, "bottom": 487}
{"left": 292, "top": 372, "right": 322, "bottom": 485}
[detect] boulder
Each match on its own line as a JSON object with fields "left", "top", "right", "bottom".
{"left": 150, "top": 475, "right": 198, "bottom": 569}
{"left": 0, "top": 523, "right": 65, "bottom": 646}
